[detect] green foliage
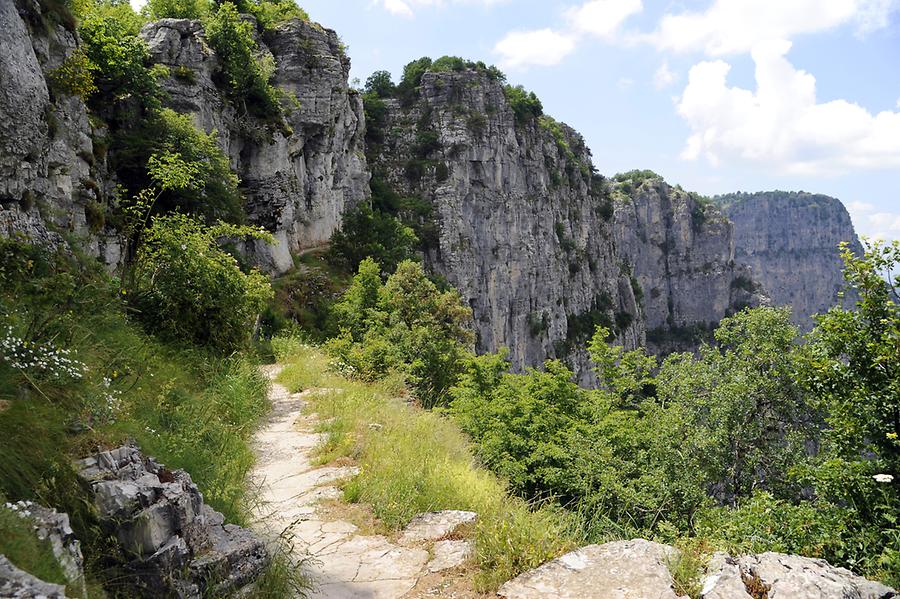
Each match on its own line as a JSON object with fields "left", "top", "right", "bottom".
{"left": 145, "top": 0, "right": 209, "bottom": 19}
{"left": 48, "top": 47, "right": 97, "bottom": 100}
{"left": 0, "top": 237, "right": 292, "bottom": 591}
{"left": 364, "top": 70, "right": 396, "bottom": 98}
{"left": 239, "top": 0, "right": 309, "bottom": 29}
{"left": 363, "top": 93, "right": 388, "bottom": 144}
{"left": 325, "top": 259, "right": 474, "bottom": 408}
{"left": 113, "top": 108, "right": 243, "bottom": 223}
{"left": 128, "top": 213, "right": 273, "bottom": 351}
{"left": 613, "top": 169, "right": 661, "bottom": 184}
{"left": 204, "top": 2, "right": 283, "bottom": 120}
{"left": 329, "top": 204, "right": 419, "bottom": 274}
{"left": 503, "top": 84, "right": 543, "bottom": 124}
{"left": 77, "top": 4, "right": 162, "bottom": 111}
{"left": 396, "top": 56, "right": 432, "bottom": 105}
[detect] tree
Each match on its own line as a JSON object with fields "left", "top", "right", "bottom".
{"left": 328, "top": 205, "right": 418, "bottom": 274}
{"left": 128, "top": 214, "right": 273, "bottom": 351}
{"left": 364, "top": 70, "right": 395, "bottom": 98}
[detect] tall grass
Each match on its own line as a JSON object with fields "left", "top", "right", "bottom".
{"left": 276, "top": 342, "right": 576, "bottom": 591}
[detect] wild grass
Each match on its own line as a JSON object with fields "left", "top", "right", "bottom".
{"left": 275, "top": 341, "right": 576, "bottom": 591}
{"left": 0, "top": 239, "right": 305, "bottom": 594}
{"left": 0, "top": 501, "right": 69, "bottom": 587}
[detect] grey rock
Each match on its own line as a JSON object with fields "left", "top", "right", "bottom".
{"left": 9, "top": 503, "right": 85, "bottom": 592}
{"left": 717, "top": 191, "right": 864, "bottom": 329}
{"left": 613, "top": 178, "right": 765, "bottom": 355}
{"left": 399, "top": 510, "right": 477, "bottom": 544}
{"left": 139, "top": 16, "right": 369, "bottom": 274}
{"left": 498, "top": 539, "right": 686, "bottom": 599}
{"left": 76, "top": 444, "right": 268, "bottom": 597}
{"left": 426, "top": 540, "right": 472, "bottom": 573}
{"left": 0, "top": 555, "right": 68, "bottom": 599}
{"left": 701, "top": 552, "right": 897, "bottom": 599}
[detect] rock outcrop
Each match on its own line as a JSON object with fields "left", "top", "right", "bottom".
{"left": 140, "top": 17, "right": 368, "bottom": 273}
{"left": 715, "top": 191, "right": 863, "bottom": 328}
{"left": 370, "top": 69, "right": 644, "bottom": 378}
{"left": 0, "top": 0, "right": 121, "bottom": 265}
{"left": 76, "top": 444, "right": 268, "bottom": 597}
{"left": 614, "top": 177, "right": 764, "bottom": 354}
{"left": 701, "top": 551, "right": 896, "bottom": 599}
{"left": 498, "top": 539, "right": 686, "bottom": 599}
{"left": 0, "top": 555, "right": 68, "bottom": 599}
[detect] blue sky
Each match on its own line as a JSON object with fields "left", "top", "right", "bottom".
{"left": 299, "top": 0, "right": 900, "bottom": 243}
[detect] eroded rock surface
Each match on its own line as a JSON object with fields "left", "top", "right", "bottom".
{"left": 498, "top": 539, "right": 685, "bottom": 599}
{"left": 76, "top": 444, "right": 268, "bottom": 597}
{"left": 702, "top": 552, "right": 897, "bottom": 599}
{"left": 716, "top": 191, "right": 864, "bottom": 328}
{"left": 399, "top": 510, "right": 477, "bottom": 545}
{"left": 0, "top": 555, "right": 67, "bottom": 599}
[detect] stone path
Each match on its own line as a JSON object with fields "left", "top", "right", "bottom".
{"left": 250, "top": 365, "right": 476, "bottom": 598}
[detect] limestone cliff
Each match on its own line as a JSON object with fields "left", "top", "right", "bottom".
{"left": 0, "top": 0, "right": 121, "bottom": 263}
{"left": 613, "top": 176, "right": 763, "bottom": 353}
{"left": 140, "top": 18, "right": 368, "bottom": 272}
{"left": 715, "top": 191, "right": 863, "bottom": 328}
{"left": 0, "top": 2, "right": 367, "bottom": 272}
{"left": 367, "top": 69, "right": 643, "bottom": 378}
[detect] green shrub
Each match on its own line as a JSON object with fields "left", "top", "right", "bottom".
{"left": 503, "top": 84, "right": 543, "bottom": 124}
{"left": 48, "top": 47, "right": 97, "bottom": 100}
{"left": 329, "top": 204, "right": 419, "bottom": 274}
{"left": 239, "top": 0, "right": 308, "bottom": 29}
{"left": 112, "top": 108, "right": 243, "bottom": 224}
{"left": 325, "top": 258, "right": 474, "bottom": 408}
{"left": 204, "top": 2, "right": 283, "bottom": 121}
{"left": 127, "top": 213, "right": 273, "bottom": 351}
{"left": 364, "top": 70, "right": 395, "bottom": 98}
{"left": 145, "top": 0, "right": 209, "bottom": 19}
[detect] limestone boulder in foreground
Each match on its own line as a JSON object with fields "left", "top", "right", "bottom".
{"left": 498, "top": 539, "right": 686, "bottom": 599}
{"left": 76, "top": 444, "right": 268, "bottom": 597}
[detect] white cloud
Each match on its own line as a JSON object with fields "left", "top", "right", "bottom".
{"left": 494, "top": 29, "right": 578, "bottom": 69}
{"left": 649, "top": 0, "right": 898, "bottom": 56}
{"left": 374, "top": 0, "right": 508, "bottom": 17}
{"left": 653, "top": 60, "right": 676, "bottom": 89}
{"left": 382, "top": 0, "right": 414, "bottom": 17}
{"left": 565, "top": 0, "right": 643, "bottom": 40}
{"left": 896, "top": 96, "right": 900, "bottom": 108}
{"left": 676, "top": 40, "right": 900, "bottom": 175}
{"left": 618, "top": 77, "right": 635, "bottom": 90}
{"left": 845, "top": 201, "right": 900, "bottom": 242}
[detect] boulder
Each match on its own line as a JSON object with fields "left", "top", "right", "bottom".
{"left": 76, "top": 444, "right": 268, "bottom": 597}
{"left": 0, "top": 555, "right": 67, "bottom": 599}
{"left": 498, "top": 539, "right": 686, "bottom": 599}
{"left": 399, "top": 510, "right": 477, "bottom": 545}
{"left": 701, "top": 552, "right": 897, "bottom": 599}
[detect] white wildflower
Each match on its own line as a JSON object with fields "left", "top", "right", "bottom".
{"left": 873, "top": 474, "right": 894, "bottom": 483}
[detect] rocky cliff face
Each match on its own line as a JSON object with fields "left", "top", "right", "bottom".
{"left": 715, "top": 191, "right": 863, "bottom": 328}
{"left": 368, "top": 69, "right": 643, "bottom": 378}
{"left": 0, "top": 3, "right": 367, "bottom": 273}
{"left": 140, "top": 17, "right": 368, "bottom": 272}
{"left": 0, "top": 0, "right": 121, "bottom": 264}
{"left": 614, "top": 178, "right": 763, "bottom": 353}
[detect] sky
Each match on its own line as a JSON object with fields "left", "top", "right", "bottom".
{"left": 295, "top": 0, "right": 900, "bottom": 244}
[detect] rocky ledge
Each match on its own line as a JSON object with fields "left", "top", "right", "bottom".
{"left": 75, "top": 444, "right": 268, "bottom": 597}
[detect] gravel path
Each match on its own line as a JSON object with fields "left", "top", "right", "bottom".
{"left": 251, "top": 365, "right": 434, "bottom": 598}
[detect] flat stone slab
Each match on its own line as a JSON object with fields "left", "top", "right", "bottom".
{"left": 427, "top": 539, "right": 472, "bottom": 572}
{"left": 399, "top": 510, "right": 478, "bottom": 545}
{"left": 701, "top": 552, "right": 897, "bottom": 599}
{"left": 498, "top": 539, "right": 684, "bottom": 599}
{"left": 0, "top": 556, "right": 67, "bottom": 599}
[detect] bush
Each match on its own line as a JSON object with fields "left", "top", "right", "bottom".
{"left": 112, "top": 108, "right": 243, "bottom": 224}
{"left": 325, "top": 258, "right": 474, "bottom": 408}
{"left": 145, "top": 0, "right": 209, "bottom": 19}
{"left": 364, "top": 70, "right": 395, "bottom": 98}
{"left": 329, "top": 204, "right": 419, "bottom": 274}
{"left": 503, "top": 84, "right": 543, "bottom": 124}
{"left": 204, "top": 2, "right": 283, "bottom": 121}
{"left": 127, "top": 213, "right": 273, "bottom": 351}
{"left": 48, "top": 47, "right": 97, "bottom": 100}
{"left": 78, "top": 7, "right": 163, "bottom": 111}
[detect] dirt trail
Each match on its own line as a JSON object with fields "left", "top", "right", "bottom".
{"left": 251, "top": 365, "right": 473, "bottom": 598}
